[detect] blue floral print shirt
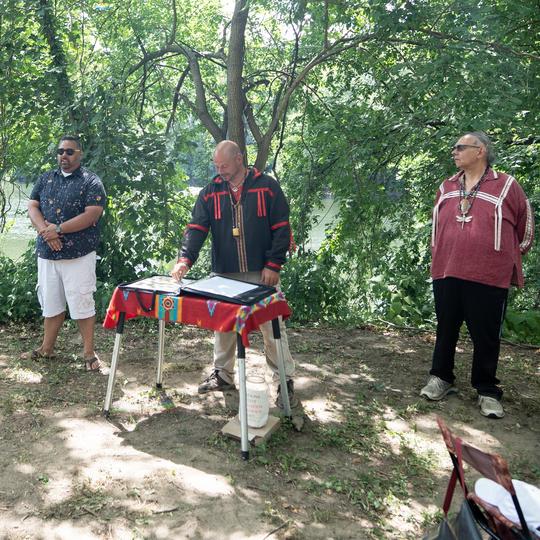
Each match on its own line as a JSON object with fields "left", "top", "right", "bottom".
{"left": 30, "top": 166, "right": 106, "bottom": 260}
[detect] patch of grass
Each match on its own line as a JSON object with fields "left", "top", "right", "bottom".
{"left": 43, "top": 482, "right": 111, "bottom": 520}
{"left": 304, "top": 469, "right": 407, "bottom": 519}
{"left": 420, "top": 508, "right": 444, "bottom": 530}
{"left": 314, "top": 404, "right": 384, "bottom": 454}
{"left": 509, "top": 455, "right": 540, "bottom": 483}
{"left": 261, "top": 499, "right": 289, "bottom": 527}
{"left": 395, "top": 400, "right": 432, "bottom": 420}
{"left": 310, "top": 505, "right": 334, "bottom": 523}
{"left": 205, "top": 431, "right": 236, "bottom": 453}
{"left": 447, "top": 405, "right": 474, "bottom": 423}
{"left": 277, "top": 453, "right": 310, "bottom": 473}
{"left": 394, "top": 438, "right": 438, "bottom": 493}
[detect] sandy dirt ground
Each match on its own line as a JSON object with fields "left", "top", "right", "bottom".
{"left": 0, "top": 320, "right": 539, "bottom": 539}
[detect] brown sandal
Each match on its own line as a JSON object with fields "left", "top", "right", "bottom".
{"left": 22, "top": 349, "right": 57, "bottom": 360}
{"left": 84, "top": 355, "right": 104, "bottom": 373}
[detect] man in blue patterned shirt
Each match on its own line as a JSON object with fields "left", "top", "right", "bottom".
{"left": 27, "top": 135, "right": 106, "bottom": 371}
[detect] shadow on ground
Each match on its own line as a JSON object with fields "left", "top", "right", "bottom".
{"left": 0, "top": 320, "right": 538, "bottom": 539}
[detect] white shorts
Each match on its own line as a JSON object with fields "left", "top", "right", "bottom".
{"left": 37, "top": 251, "right": 97, "bottom": 319}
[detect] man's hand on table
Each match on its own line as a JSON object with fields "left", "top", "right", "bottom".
{"left": 261, "top": 268, "right": 279, "bottom": 287}
{"left": 171, "top": 261, "right": 189, "bottom": 282}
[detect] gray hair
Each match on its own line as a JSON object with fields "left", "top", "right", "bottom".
{"left": 464, "top": 131, "right": 495, "bottom": 165}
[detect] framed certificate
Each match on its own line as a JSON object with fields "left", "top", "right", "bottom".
{"left": 181, "top": 275, "right": 276, "bottom": 305}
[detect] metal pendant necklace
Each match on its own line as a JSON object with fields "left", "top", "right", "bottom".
{"left": 230, "top": 196, "right": 241, "bottom": 237}
{"left": 229, "top": 169, "right": 247, "bottom": 193}
{"left": 456, "top": 167, "right": 488, "bottom": 228}
{"left": 228, "top": 169, "right": 248, "bottom": 237}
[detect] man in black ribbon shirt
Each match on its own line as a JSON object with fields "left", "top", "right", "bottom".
{"left": 172, "top": 140, "right": 297, "bottom": 407}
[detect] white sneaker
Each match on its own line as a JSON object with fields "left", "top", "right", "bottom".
{"left": 420, "top": 376, "right": 457, "bottom": 401}
{"left": 478, "top": 396, "right": 505, "bottom": 418}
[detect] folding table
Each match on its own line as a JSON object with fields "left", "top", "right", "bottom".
{"left": 102, "top": 279, "right": 292, "bottom": 460}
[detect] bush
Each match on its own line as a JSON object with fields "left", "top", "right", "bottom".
{"left": 281, "top": 249, "right": 346, "bottom": 323}
{"left": 0, "top": 246, "right": 41, "bottom": 322}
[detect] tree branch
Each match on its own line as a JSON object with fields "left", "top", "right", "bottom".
{"left": 166, "top": 66, "right": 190, "bottom": 134}
{"left": 168, "top": 0, "right": 177, "bottom": 45}
{"left": 243, "top": 96, "right": 262, "bottom": 144}
{"left": 254, "top": 32, "right": 378, "bottom": 169}
{"left": 185, "top": 50, "right": 225, "bottom": 142}
{"left": 36, "top": 0, "right": 76, "bottom": 122}
{"left": 416, "top": 28, "right": 540, "bottom": 60}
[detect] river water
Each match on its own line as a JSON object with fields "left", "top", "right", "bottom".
{"left": 0, "top": 182, "right": 34, "bottom": 259}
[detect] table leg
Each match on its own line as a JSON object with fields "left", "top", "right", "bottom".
{"left": 103, "top": 312, "right": 126, "bottom": 417}
{"left": 156, "top": 318, "right": 165, "bottom": 389}
{"left": 236, "top": 333, "right": 249, "bottom": 461}
{"left": 271, "top": 318, "right": 291, "bottom": 418}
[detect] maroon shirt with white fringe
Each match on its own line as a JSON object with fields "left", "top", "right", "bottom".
{"left": 431, "top": 168, "right": 534, "bottom": 289}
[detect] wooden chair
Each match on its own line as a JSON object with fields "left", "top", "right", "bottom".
{"left": 436, "top": 416, "right": 533, "bottom": 540}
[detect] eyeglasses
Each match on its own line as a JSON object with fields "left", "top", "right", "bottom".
{"left": 56, "top": 148, "right": 80, "bottom": 156}
{"left": 452, "top": 144, "right": 480, "bottom": 152}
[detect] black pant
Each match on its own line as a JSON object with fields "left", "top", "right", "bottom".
{"left": 431, "top": 277, "right": 508, "bottom": 399}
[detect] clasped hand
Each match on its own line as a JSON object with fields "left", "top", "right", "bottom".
{"left": 39, "top": 221, "right": 62, "bottom": 251}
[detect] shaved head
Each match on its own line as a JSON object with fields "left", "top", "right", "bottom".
{"left": 213, "top": 140, "right": 245, "bottom": 184}
{"left": 214, "top": 140, "right": 242, "bottom": 159}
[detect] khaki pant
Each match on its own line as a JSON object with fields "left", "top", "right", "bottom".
{"left": 213, "top": 272, "right": 295, "bottom": 384}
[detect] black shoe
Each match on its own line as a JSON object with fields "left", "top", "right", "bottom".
{"left": 275, "top": 379, "right": 299, "bottom": 408}
{"left": 198, "top": 370, "right": 236, "bottom": 394}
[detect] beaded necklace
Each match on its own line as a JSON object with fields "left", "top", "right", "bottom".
{"left": 456, "top": 167, "right": 489, "bottom": 228}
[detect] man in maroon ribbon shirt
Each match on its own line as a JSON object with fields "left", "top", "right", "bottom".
{"left": 421, "top": 131, "right": 534, "bottom": 418}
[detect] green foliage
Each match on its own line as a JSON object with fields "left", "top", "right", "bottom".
{"left": 0, "top": 247, "right": 40, "bottom": 321}
{"left": 0, "top": 0, "right": 539, "bottom": 343}
{"left": 281, "top": 249, "right": 344, "bottom": 323}
{"left": 275, "top": 0, "right": 539, "bottom": 331}
{"left": 503, "top": 310, "right": 540, "bottom": 345}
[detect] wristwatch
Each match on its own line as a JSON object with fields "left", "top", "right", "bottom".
{"left": 55, "top": 223, "right": 63, "bottom": 234}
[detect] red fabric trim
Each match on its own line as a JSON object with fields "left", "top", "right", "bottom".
{"left": 103, "top": 287, "right": 291, "bottom": 347}
{"left": 252, "top": 168, "right": 262, "bottom": 179}
{"left": 266, "top": 261, "right": 282, "bottom": 271}
{"left": 203, "top": 191, "right": 227, "bottom": 220}
{"left": 271, "top": 221, "right": 289, "bottom": 230}
{"left": 261, "top": 191, "right": 267, "bottom": 216}
{"left": 443, "top": 469, "right": 458, "bottom": 515}
{"left": 203, "top": 190, "right": 227, "bottom": 202}
{"left": 212, "top": 175, "right": 223, "bottom": 183}
{"left": 247, "top": 187, "right": 274, "bottom": 217}
{"left": 187, "top": 223, "right": 209, "bottom": 233}
{"left": 177, "top": 257, "right": 192, "bottom": 266}
{"left": 247, "top": 187, "right": 274, "bottom": 198}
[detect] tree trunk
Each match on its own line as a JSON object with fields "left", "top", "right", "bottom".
{"left": 36, "top": 0, "right": 77, "bottom": 126}
{"left": 226, "top": 0, "right": 249, "bottom": 156}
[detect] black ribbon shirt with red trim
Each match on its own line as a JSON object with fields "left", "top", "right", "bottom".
{"left": 178, "top": 168, "right": 293, "bottom": 273}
